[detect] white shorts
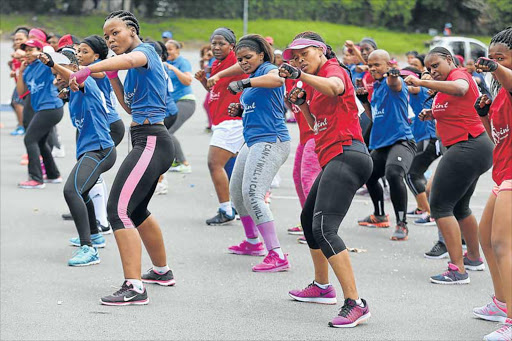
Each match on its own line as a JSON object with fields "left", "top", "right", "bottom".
{"left": 209, "top": 119, "right": 245, "bottom": 154}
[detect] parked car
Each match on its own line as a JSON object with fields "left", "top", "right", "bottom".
{"left": 428, "top": 36, "right": 487, "bottom": 62}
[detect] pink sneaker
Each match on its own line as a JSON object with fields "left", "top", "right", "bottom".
{"left": 43, "top": 176, "right": 63, "bottom": 184}
{"left": 228, "top": 240, "right": 266, "bottom": 256}
{"left": 287, "top": 224, "right": 303, "bottom": 235}
{"left": 289, "top": 282, "right": 337, "bottom": 304}
{"left": 329, "top": 298, "right": 371, "bottom": 328}
{"left": 18, "top": 180, "right": 45, "bottom": 189}
{"left": 252, "top": 250, "right": 290, "bottom": 272}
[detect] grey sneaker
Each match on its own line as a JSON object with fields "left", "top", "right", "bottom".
{"left": 390, "top": 222, "right": 408, "bottom": 241}
{"left": 206, "top": 209, "right": 235, "bottom": 226}
{"left": 430, "top": 263, "right": 470, "bottom": 285}
{"left": 424, "top": 241, "right": 449, "bottom": 259}
{"left": 142, "top": 268, "right": 176, "bottom": 286}
{"left": 463, "top": 252, "right": 485, "bottom": 271}
{"left": 100, "top": 281, "right": 148, "bottom": 306}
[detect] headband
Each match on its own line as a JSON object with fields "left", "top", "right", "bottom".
{"left": 210, "top": 28, "right": 236, "bottom": 45}
{"left": 82, "top": 35, "right": 109, "bottom": 60}
{"left": 360, "top": 37, "right": 377, "bottom": 49}
{"left": 235, "top": 39, "right": 262, "bottom": 53}
{"left": 282, "top": 38, "right": 327, "bottom": 61}
{"left": 29, "top": 28, "right": 47, "bottom": 43}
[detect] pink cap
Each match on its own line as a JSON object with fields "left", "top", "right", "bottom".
{"left": 283, "top": 38, "right": 327, "bottom": 61}
{"left": 29, "top": 28, "right": 47, "bottom": 43}
{"left": 265, "top": 36, "right": 274, "bottom": 45}
{"left": 21, "top": 39, "right": 44, "bottom": 50}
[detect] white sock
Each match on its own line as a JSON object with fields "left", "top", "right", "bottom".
{"left": 314, "top": 281, "right": 330, "bottom": 289}
{"left": 153, "top": 265, "right": 170, "bottom": 274}
{"left": 126, "top": 279, "right": 144, "bottom": 292}
{"left": 219, "top": 202, "right": 232, "bottom": 214}
{"left": 355, "top": 297, "right": 364, "bottom": 307}
{"left": 246, "top": 238, "right": 260, "bottom": 245}
{"left": 273, "top": 247, "right": 285, "bottom": 259}
{"left": 90, "top": 178, "right": 109, "bottom": 227}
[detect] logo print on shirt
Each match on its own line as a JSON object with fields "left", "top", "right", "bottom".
{"left": 433, "top": 102, "right": 449, "bottom": 110}
{"left": 74, "top": 117, "right": 84, "bottom": 132}
{"left": 124, "top": 90, "right": 136, "bottom": 107}
{"left": 491, "top": 122, "right": 510, "bottom": 145}
{"left": 27, "top": 79, "right": 45, "bottom": 95}
{"left": 244, "top": 102, "right": 256, "bottom": 114}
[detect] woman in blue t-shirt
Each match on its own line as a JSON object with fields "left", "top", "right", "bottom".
{"left": 164, "top": 40, "right": 196, "bottom": 173}
{"left": 39, "top": 50, "right": 116, "bottom": 267}
{"left": 69, "top": 11, "right": 176, "bottom": 306}
{"left": 225, "top": 34, "right": 291, "bottom": 273}
{"left": 16, "top": 39, "right": 64, "bottom": 189}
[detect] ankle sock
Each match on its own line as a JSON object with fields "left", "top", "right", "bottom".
{"left": 246, "top": 238, "right": 260, "bottom": 245}
{"left": 314, "top": 281, "right": 330, "bottom": 289}
{"left": 153, "top": 265, "right": 170, "bottom": 274}
{"left": 355, "top": 297, "right": 364, "bottom": 307}
{"left": 219, "top": 202, "right": 232, "bottom": 215}
{"left": 272, "top": 247, "right": 285, "bottom": 259}
{"left": 126, "top": 279, "right": 144, "bottom": 292}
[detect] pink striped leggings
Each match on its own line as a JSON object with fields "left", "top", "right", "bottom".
{"left": 293, "top": 138, "right": 322, "bottom": 208}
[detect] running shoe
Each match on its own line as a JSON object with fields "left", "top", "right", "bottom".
{"left": 43, "top": 176, "right": 63, "bottom": 184}
{"left": 206, "top": 208, "right": 235, "bottom": 225}
{"left": 424, "top": 241, "right": 449, "bottom": 259}
{"left": 358, "top": 214, "right": 390, "bottom": 228}
{"left": 430, "top": 263, "right": 470, "bottom": 285}
{"left": 168, "top": 162, "right": 192, "bottom": 173}
{"left": 97, "top": 220, "right": 112, "bottom": 235}
{"left": 289, "top": 282, "right": 337, "bottom": 304}
{"left": 288, "top": 223, "right": 303, "bottom": 235}
{"left": 297, "top": 236, "right": 307, "bottom": 244}
{"left": 390, "top": 222, "right": 408, "bottom": 241}
{"left": 464, "top": 252, "right": 485, "bottom": 271}
{"left": 356, "top": 186, "right": 369, "bottom": 196}
{"left": 483, "top": 318, "right": 512, "bottom": 341}
{"left": 100, "top": 280, "right": 148, "bottom": 306}
{"left": 62, "top": 213, "right": 73, "bottom": 221}
{"left": 18, "top": 180, "right": 45, "bottom": 189}
{"left": 414, "top": 214, "right": 436, "bottom": 226}
{"left": 252, "top": 250, "right": 290, "bottom": 272}
{"left": 473, "top": 296, "right": 508, "bottom": 322}
{"left": 142, "top": 268, "right": 176, "bottom": 286}
{"left": 228, "top": 240, "right": 266, "bottom": 256}
{"left": 52, "top": 145, "right": 66, "bottom": 158}
{"left": 68, "top": 245, "right": 100, "bottom": 267}
{"left": 407, "top": 208, "right": 426, "bottom": 218}
{"left": 69, "top": 233, "right": 106, "bottom": 248}
{"left": 10, "top": 125, "right": 25, "bottom": 136}
{"left": 329, "top": 298, "right": 371, "bottom": 328}
{"left": 154, "top": 179, "right": 168, "bottom": 195}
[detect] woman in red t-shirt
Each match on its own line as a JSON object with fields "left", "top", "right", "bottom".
{"left": 405, "top": 47, "right": 494, "bottom": 285}
{"left": 195, "top": 27, "right": 247, "bottom": 226}
{"left": 471, "top": 27, "right": 512, "bottom": 339}
{"left": 280, "top": 31, "right": 373, "bottom": 329}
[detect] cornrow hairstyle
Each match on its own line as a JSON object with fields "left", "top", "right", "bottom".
{"left": 293, "top": 31, "right": 352, "bottom": 81}
{"left": 489, "top": 27, "right": 512, "bottom": 97}
{"left": 235, "top": 34, "right": 274, "bottom": 64}
{"left": 61, "top": 50, "right": 79, "bottom": 67}
{"left": 105, "top": 10, "right": 140, "bottom": 36}
{"left": 427, "top": 46, "right": 455, "bottom": 65}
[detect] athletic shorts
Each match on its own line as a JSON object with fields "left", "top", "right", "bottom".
{"left": 11, "top": 88, "right": 23, "bottom": 106}
{"left": 209, "top": 119, "right": 244, "bottom": 154}
{"left": 492, "top": 179, "right": 512, "bottom": 196}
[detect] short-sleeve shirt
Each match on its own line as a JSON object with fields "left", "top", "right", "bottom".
{"left": 23, "top": 59, "right": 63, "bottom": 112}
{"left": 91, "top": 60, "right": 121, "bottom": 124}
{"left": 489, "top": 87, "right": 512, "bottom": 185}
{"left": 410, "top": 86, "right": 436, "bottom": 142}
{"left": 166, "top": 55, "right": 194, "bottom": 101}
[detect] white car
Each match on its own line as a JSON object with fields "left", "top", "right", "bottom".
{"left": 429, "top": 36, "right": 487, "bottom": 62}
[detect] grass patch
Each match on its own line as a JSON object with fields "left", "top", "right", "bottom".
{"left": 0, "top": 14, "right": 491, "bottom": 55}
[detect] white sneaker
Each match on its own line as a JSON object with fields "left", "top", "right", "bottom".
{"left": 52, "top": 145, "right": 66, "bottom": 158}
{"left": 483, "top": 320, "right": 512, "bottom": 341}
{"left": 155, "top": 177, "right": 168, "bottom": 195}
{"left": 168, "top": 163, "right": 192, "bottom": 174}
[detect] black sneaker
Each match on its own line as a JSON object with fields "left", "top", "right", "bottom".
{"left": 97, "top": 220, "right": 112, "bottom": 235}
{"left": 206, "top": 208, "right": 235, "bottom": 225}
{"left": 100, "top": 281, "right": 148, "bottom": 306}
{"left": 142, "top": 268, "right": 176, "bottom": 286}
{"left": 424, "top": 241, "right": 449, "bottom": 259}
{"left": 62, "top": 213, "right": 73, "bottom": 221}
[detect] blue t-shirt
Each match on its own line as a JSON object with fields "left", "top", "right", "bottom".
{"left": 124, "top": 43, "right": 167, "bottom": 124}
{"left": 348, "top": 63, "right": 366, "bottom": 85}
{"left": 91, "top": 60, "right": 121, "bottom": 124}
{"left": 240, "top": 62, "right": 290, "bottom": 147}
{"left": 165, "top": 55, "right": 193, "bottom": 101}
{"left": 410, "top": 87, "right": 436, "bottom": 143}
{"left": 370, "top": 77, "right": 414, "bottom": 149}
{"left": 68, "top": 78, "right": 114, "bottom": 158}
{"left": 472, "top": 71, "right": 491, "bottom": 97}
{"left": 23, "top": 60, "right": 63, "bottom": 112}
{"left": 206, "top": 58, "right": 214, "bottom": 78}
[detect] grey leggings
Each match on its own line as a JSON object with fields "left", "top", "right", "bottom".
{"left": 168, "top": 99, "right": 196, "bottom": 163}
{"left": 230, "top": 140, "right": 290, "bottom": 225}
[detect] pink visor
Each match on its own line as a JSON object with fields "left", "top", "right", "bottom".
{"left": 282, "top": 38, "right": 327, "bottom": 61}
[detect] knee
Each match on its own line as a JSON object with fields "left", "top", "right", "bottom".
{"left": 491, "top": 233, "right": 511, "bottom": 257}
{"left": 385, "top": 164, "right": 405, "bottom": 183}
{"left": 454, "top": 207, "right": 472, "bottom": 221}
{"left": 106, "top": 197, "right": 119, "bottom": 223}
{"left": 63, "top": 182, "right": 77, "bottom": 202}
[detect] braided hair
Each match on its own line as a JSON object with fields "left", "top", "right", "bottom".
{"left": 105, "top": 10, "right": 140, "bottom": 36}
{"left": 490, "top": 27, "right": 512, "bottom": 97}
{"left": 293, "top": 31, "right": 352, "bottom": 79}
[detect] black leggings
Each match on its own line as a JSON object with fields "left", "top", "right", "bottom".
{"left": 24, "top": 107, "right": 64, "bottom": 183}
{"left": 405, "top": 138, "right": 440, "bottom": 196}
{"left": 430, "top": 133, "right": 493, "bottom": 220}
{"left": 63, "top": 147, "right": 116, "bottom": 246}
{"left": 22, "top": 93, "right": 34, "bottom": 130}
{"left": 107, "top": 124, "right": 174, "bottom": 231}
{"left": 109, "top": 119, "right": 125, "bottom": 147}
{"left": 366, "top": 140, "right": 416, "bottom": 223}
{"left": 301, "top": 141, "right": 373, "bottom": 258}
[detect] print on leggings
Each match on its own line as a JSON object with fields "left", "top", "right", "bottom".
{"left": 249, "top": 143, "right": 272, "bottom": 220}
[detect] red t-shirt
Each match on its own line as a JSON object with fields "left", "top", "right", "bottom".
{"left": 302, "top": 59, "right": 364, "bottom": 167}
{"left": 285, "top": 79, "right": 314, "bottom": 145}
{"left": 11, "top": 58, "right": 21, "bottom": 82}
{"left": 432, "top": 68, "right": 484, "bottom": 146}
{"left": 208, "top": 51, "right": 247, "bottom": 126}
{"left": 363, "top": 72, "right": 375, "bottom": 102}
{"left": 489, "top": 87, "right": 512, "bottom": 185}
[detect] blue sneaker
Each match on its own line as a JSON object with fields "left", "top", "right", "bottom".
{"left": 68, "top": 245, "right": 100, "bottom": 267}
{"left": 430, "top": 263, "right": 470, "bottom": 285}
{"left": 10, "top": 126, "right": 25, "bottom": 136}
{"left": 413, "top": 214, "right": 436, "bottom": 226}
{"left": 205, "top": 208, "right": 235, "bottom": 225}
{"left": 69, "top": 233, "right": 106, "bottom": 248}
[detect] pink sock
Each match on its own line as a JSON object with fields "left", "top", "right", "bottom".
{"left": 257, "top": 221, "right": 280, "bottom": 251}
{"left": 240, "top": 216, "right": 258, "bottom": 239}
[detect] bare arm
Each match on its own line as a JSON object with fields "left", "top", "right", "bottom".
{"left": 408, "top": 85, "right": 421, "bottom": 95}
{"left": 480, "top": 115, "right": 493, "bottom": 141}
{"left": 362, "top": 102, "right": 372, "bottom": 120}
{"left": 166, "top": 63, "right": 192, "bottom": 86}
{"left": 194, "top": 70, "right": 209, "bottom": 91}
{"left": 249, "top": 69, "right": 283, "bottom": 88}
{"left": 298, "top": 102, "right": 315, "bottom": 130}
{"left": 109, "top": 77, "right": 131, "bottom": 114}
{"left": 386, "top": 70, "right": 402, "bottom": 92}
{"left": 88, "top": 51, "right": 148, "bottom": 73}
{"left": 300, "top": 73, "right": 345, "bottom": 97}
{"left": 207, "top": 63, "right": 244, "bottom": 89}
{"left": 16, "top": 62, "right": 28, "bottom": 95}
{"left": 415, "top": 78, "right": 469, "bottom": 97}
